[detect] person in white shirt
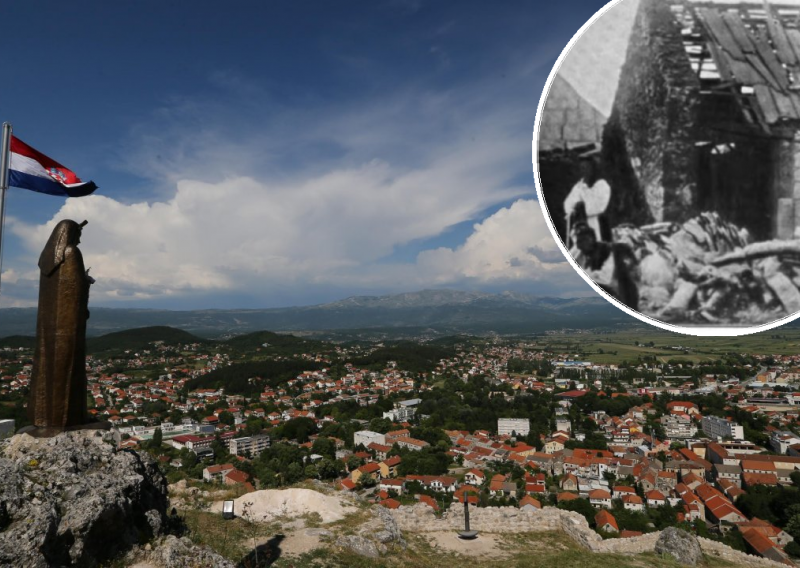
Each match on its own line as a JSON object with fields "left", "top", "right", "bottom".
{"left": 564, "top": 150, "right": 611, "bottom": 249}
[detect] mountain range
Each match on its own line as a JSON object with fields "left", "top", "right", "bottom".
{"left": 0, "top": 289, "right": 630, "bottom": 339}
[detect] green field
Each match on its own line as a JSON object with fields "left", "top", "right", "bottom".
{"left": 532, "top": 326, "right": 800, "bottom": 365}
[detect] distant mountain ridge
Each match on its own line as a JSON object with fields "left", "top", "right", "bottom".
{"left": 0, "top": 289, "right": 629, "bottom": 339}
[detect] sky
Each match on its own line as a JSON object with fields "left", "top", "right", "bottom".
{"left": 0, "top": 0, "right": 615, "bottom": 310}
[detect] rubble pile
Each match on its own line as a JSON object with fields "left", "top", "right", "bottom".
{"left": 613, "top": 212, "right": 800, "bottom": 324}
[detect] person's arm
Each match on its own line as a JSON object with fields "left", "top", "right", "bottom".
{"left": 563, "top": 182, "right": 584, "bottom": 217}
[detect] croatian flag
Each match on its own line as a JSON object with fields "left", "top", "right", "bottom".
{"left": 8, "top": 135, "right": 97, "bottom": 197}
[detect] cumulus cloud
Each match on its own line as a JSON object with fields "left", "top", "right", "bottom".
{"left": 2, "top": 33, "right": 591, "bottom": 308}
{"left": 9, "top": 190, "right": 590, "bottom": 306}
{"left": 414, "top": 199, "right": 575, "bottom": 284}
{"left": 10, "top": 160, "right": 530, "bottom": 304}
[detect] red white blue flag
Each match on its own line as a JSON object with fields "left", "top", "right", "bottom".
{"left": 8, "top": 135, "right": 97, "bottom": 197}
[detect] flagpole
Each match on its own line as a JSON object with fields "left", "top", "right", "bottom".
{"left": 0, "top": 122, "right": 12, "bottom": 295}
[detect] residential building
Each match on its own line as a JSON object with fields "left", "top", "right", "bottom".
{"left": 497, "top": 418, "right": 530, "bottom": 437}
{"left": 229, "top": 434, "right": 271, "bottom": 457}
{"left": 382, "top": 398, "right": 421, "bottom": 422}
{"left": 770, "top": 431, "right": 800, "bottom": 455}
{"left": 595, "top": 510, "right": 618, "bottom": 533}
{"left": 354, "top": 430, "right": 386, "bottom": 448}
{"left": 662, "top": 414, "right": 697, "bottom": 439}
{"left": 702, "top": 416, "right": 744, "bottom": 441}
{"left": 203, "top": 463, "right": 235, "bottom": 483}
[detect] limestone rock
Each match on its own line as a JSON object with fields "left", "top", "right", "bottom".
{"left": 367, "top": 504, "right": 406, "bottom": 549}
{"left": 335, "top": 504, "right": 406, "bottom": 558}
{"left": 136, "top": 535, "right": 235, "bottom": 568}
{"left": 0, "top": 431, "right": 168, "bottom": 567}
{"left": 335, "top": 535, "right": 381, "bottom": 558}
{"left": 655, "top": 527, "right": 703, "bottom": 566}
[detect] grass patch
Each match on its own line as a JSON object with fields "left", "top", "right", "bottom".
{"left": 183, "top": 509, "right": 259, "bottom": 561}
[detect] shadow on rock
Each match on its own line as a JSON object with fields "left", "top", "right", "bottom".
{"left": 239, "top": 534, "right": 284, "bottom": 567}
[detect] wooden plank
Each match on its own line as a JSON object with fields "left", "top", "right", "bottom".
{"left": 729, "top": 56, "right": 764, "bottom": 85}
{"left": 721, "top": 12, "right": 756, "bottom": 54}
{"left": 752, "top": 33, "right": 790, "bottom": 90}
{"left": 745, "top": 53, "right": 780, "bottom": 88}
{"left": 707, "top": 41, "right": 733, "bottom": 81}
{"left": 778, "top": 198, "right": 796, "bottom": 240}
{"left": 755, "top": 84, "right": 781, "bottom": 123}
{"left": 698, "top": 8, "right": 745, "bottom": 60}
{"left": 790, "top": 92, "right": 800, "bottom": 117}
{"left": 766, "top": 9, "right": 797, "bottom": 65}
{"left": 772, "top": 88, "right": 798, "bottom": 119}
{"left": 785, "top": 29, "right": 800, "bottom": 65}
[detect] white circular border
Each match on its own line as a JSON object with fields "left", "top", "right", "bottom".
{"left": 532, "top": 0, "right": 800, "bottom": 337}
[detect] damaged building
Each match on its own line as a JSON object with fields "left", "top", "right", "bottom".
{"left": 537, "top": 75, "right": 608, "bottom": 241}
{"left": 608, "top": 0, "right": 800, "bottom": 241}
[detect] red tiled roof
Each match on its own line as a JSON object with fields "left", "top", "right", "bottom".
{"left": 224, "top": 469, "right": 249, "bottom": 484}
{"left": 519, "top": 495, "right": 542, "bottom": 509}
{"left": 595, "top": 510, "right": 618, "bottom": 531}
{"left": 588, "top": 489, "right": 612, "bottom": 500}
{"left": 205, "top": 463, "right": 234, "bottom": 474}
{"left": 741, "top": 528, "right": 778, "bottom": 556}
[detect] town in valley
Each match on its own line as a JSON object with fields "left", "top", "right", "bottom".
{"left": 3, "top": 326, "right": 800, "bottom": 564}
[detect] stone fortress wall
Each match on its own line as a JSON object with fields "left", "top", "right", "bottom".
{"left": 390, "top": 503, "right": 785, "bottom": 567}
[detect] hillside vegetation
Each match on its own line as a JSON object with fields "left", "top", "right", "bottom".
{"left": 86, "top": 326, "right": 206, "bottom": 355}
{"left": 185, "top": 360, "right": 326, "bottom": 396}
{"left": 351, "top": 341, "right": 454, "bottom": 374}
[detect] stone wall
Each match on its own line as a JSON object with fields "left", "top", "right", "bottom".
{"left": 604, "top": 0, "right": 700, "bottom": 224}
{"left": 390, "top": 504, "right": 785, "bottom": 567}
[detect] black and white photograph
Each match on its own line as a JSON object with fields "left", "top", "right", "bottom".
{"left": 535, "top": 0, "right": 800, "bottom": 328}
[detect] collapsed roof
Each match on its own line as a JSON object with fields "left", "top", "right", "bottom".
{"left": 675, "top": 1, "right": 800, "bottom": 132}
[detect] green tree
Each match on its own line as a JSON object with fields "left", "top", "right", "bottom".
{"left": 368, "top": 417, "right": 393, "bottom": 433}
{"left": 347, "top": 454, "right": 363, "bottom": 471}
{"left": 311, "top": 437, "right": 336, "bottom": 460}
{"left": 557, "top": 498, "right": 595, "bottom": 526}
{"left": 217, "top": 411, "right": 235, "bottom": 426}
{"left": 786, "top": 515, "right": 800, "bottom": 542}
{"left": 150, "top": 427, "right": 163, "bottom": 450}
{"left": 317, "top": 459, "right": 339, "bottom": 480}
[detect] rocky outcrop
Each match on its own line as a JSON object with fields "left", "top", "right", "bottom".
{"left": 335, "top": 505, "right": 406, "bottom": 558}
{"left": 654, "top": 528, "right": 703, "bottom": 566}
{"left": 0, "top": 431, "right": 169, "bottom": 567}
{"left": 126, "top": 535, "right": 236, "bottom": 568}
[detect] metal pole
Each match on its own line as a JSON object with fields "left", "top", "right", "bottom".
{"left": 0, "top": 122, "right": 12, "bottom": 295}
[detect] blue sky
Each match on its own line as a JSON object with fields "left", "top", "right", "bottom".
{"left": 0, "top": 0, "right": 610, "bottom": 309}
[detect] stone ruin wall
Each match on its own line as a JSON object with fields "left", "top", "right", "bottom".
{"left": 390, "top": 503, "right": 784, "bottom": 567}
{"left": 605, "top": 0, "right": 700, "bottom": 225}
{"left": 773, "top": 131, "right": 800, "bottom": 240}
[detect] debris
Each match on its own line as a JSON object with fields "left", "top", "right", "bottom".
{"left": 766, "top": 273, "right": 800, "bottom": 313}
{"left": 712, "top": 240, "right": 800, "bottom": 266}
{"left": 611, "top": 211, "right": 800, "bottom": 324}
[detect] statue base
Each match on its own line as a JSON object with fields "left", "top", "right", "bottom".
{"left": 457, "top": 530, "right": 479, "bottom": 540}
{"left": 18, "top": 421, "right": 113, "bottom": 438}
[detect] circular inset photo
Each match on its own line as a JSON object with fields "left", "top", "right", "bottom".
{"left": 534, "top": 0, "right": 800, "bottom": 334}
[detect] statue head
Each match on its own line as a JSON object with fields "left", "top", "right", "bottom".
{"left": 39, "top": 220, "right": 88, "bottom": 277}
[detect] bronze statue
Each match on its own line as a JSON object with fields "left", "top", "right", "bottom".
{"left": 26, "top": 219, "right": 94, "bottom": 435}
